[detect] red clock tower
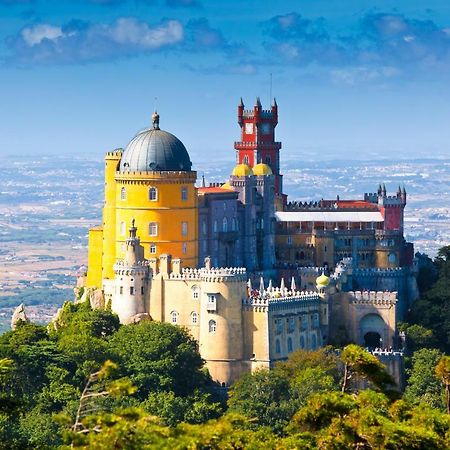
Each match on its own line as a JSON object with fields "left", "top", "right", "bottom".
{"left": 234, "top": 97, "right": 283, "bottom": 196}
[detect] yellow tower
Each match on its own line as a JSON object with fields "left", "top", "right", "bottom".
{"left": 86, "top": 112, "right": 198, "bottom": 289}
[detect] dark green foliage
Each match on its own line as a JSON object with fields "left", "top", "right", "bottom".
{"left": 407, "top": 245, "right": 450, "bottom": 354}
{"left": 108, "top": 321, "right": 207, "bottom": 399}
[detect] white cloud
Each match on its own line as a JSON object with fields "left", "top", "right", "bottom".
{"left": 21, "top": 24, "right": 63, "bottom": 46}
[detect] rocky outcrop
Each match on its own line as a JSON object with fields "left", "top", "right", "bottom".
{"left": 11, "top": 303, "right": 29, "bottom": 330}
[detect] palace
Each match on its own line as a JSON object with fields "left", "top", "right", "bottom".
{"left": 80, "top": 99, "right": 417, "bottom": 386}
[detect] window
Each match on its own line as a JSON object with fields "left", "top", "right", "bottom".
{"left": 287, "top": 337, "right": 293, "bottom": 353}
{"left": 149, "top": 187, "right": 158, "bottom": 201}
{"left": 311, "top": 334, "right": 317, "bottom": 350}
{"left": 243, "top": 155, "right": 249, "bottom": 165}
{"left": 130, "top": 286, "right": 134, "bottom": 295}
{"left": 171, "top": 311, "right": 179, "bottom": 324}
{"left": 300, "top": 335, "right": 305, "bottom": 349}
{"left": 202, "top": 220, "right": 207, "bottom": 235}
{"left": 313, "top": 313, "right": 319, "bottom": 328}
{"left": 213, "top": 220, "right": 218, "bottom": 233}
{"left": 119, "top": 286, "right": 123, "bottom": 295}
{"left": 223, "top": 202, "right": 227, "bottom": 211}
{"left": 181, "top": 187, "right": 188, "bottom": 201}
{"left": 288, "top": 317, "right": 295, "bottom": 333}
{"left": 206, "top": 294, "right": 217, "bottom": 312}
{"left": 275, "top": 319, "right": 283, "bottom": 335}
{"left": 120, "top": 187, "right": 126, "bottom": 200}
{"left": 202, "top": 240, "right": 207, "bottom": 252}
{"left": 191, "top": 312, "right": 198, "bottom": 325}
{"left": 209, "top": 319, "right": 217, "bottom": 333}
{"left": 150, "top": 244, "right": 156, "bottom": 254}
{"left": 181, "top": 222, "right": 188, "bottom": 236}
{"left": 231, "top": 218, "right": 237, "bottom": 231}
{"left": 388, "top": 252, "right": 397, "bottom": 263}
{"left": 287, "top": 236, "right": 292, "bottom": 245}
{"left": 192, "top": 286, "right": 200, "bottom": 299}
{"left": 222, "top": 217, "right": 228, "bottom": 232}
{"left": 301, "top": 315, "right": 308, "bottom": 330}
{"left": 275, "top": 339, "right": 281, "bottom": 354}
{"left": 149, "top": 222, "right": 158, "bottom": 236}
{"left": 265, "top": 155, "right": 271, "bottom": 164}
{"left": 182, "top": 243, "right": 187, "bottom": 254}
{"left": 120, "top": 221, "right": 126, "bottom": 236}
{"left": 141, "top": 286, "right": 144, "bottom": 295}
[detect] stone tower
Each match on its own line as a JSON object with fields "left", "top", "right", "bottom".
{"left": 112, "top": 221, "right": 150, "bottom": 324}
{"left": 235, "top": 98, "right": 283, "bottom": 196}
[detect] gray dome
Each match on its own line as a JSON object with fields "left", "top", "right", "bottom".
{"left": 119, "top": 122, "right": 192, "bottom": 172}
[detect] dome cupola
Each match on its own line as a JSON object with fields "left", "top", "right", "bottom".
{"left": 253, "top": 162, "right": 273, "bottom": 176}
{"left": 231, "top": 163, "right": 254, "bottom": 177}
{"left": 119, "top": 112, "right": 192, "bottom": 172}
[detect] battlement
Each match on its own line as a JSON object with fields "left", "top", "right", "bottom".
{"left": 349, "top": 290, "right": 398, "bottom": 305}
{"left": 243, "top": 290, "right": 320, "bottom": 310}
{"left": 354, "top": 267, "right": 406, "bottom": 277}
{"left": 168, "top": 266, "right": 247, "bottom": 282}
{"left": 298, "top": 267, "right": 326, "bottom": 276}
{"left": 105, "top": 149, "right": 123, "bottom": 158}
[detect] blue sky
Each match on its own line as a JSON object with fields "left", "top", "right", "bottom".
{"left": 1, "top": 0, "right": 450, "bottom": 161}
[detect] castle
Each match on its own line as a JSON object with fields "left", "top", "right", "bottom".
{"left": 81, "top": 99, "right": 417, "bottom": 386}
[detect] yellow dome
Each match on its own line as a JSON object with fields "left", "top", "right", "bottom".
{"left": 221, "top": 182, "right": 233, "bottom": 190}
{"left": 231, "top": 164, "right": 253, "bottom": 177}
{"left": 316, "top": 273, "right": 330, "bottom": 287}
{"left": 253, "top": 163, "right": 273, "bottom": 176}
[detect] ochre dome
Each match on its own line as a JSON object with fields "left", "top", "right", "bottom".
{"left": 231, "top": 163, "right": 253, "bottom": 177}
{"left": 119, "top": 118, "right": 192, "bottom": 172}
{"left": 316, "top": 273, "right": 330, "bottom": 287}
{"left": 253, "top": 163, "right": 273, "bottom": 176}
{"left": 221, "top": 181, "right": 233, "bottom": 190}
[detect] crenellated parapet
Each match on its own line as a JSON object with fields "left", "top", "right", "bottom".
{"left": 349, "top": 290, "right": 398, "bottom": 305}
{"left": 168, "top": 266, "right": 247, "bottom": 282}
{"left": 243, "top": 290, "right": 321, "bottom": 312}
{"left": 354, "top": 267, "right": 406, "bottom": 277}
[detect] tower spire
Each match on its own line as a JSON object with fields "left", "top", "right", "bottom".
{"left": 151, "top": 111, "right": 160, "bottom": 130}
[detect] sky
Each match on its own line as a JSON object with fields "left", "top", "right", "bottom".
{"left": 2, "top": 0, "right": 450, "bottom": 162}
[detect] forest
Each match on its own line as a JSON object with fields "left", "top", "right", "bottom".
{"left": 0, "top": 245, "right": 449, "bottom": 449}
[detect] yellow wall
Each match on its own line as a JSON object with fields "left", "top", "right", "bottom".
{"left": 102, "top": 151, "right": 122, "bottom": 280}
{"left": 114, "top": 171, "right": 198, "bottom": 268}
{"left": 86, "top": 227, "right": 103, "bottom": 288}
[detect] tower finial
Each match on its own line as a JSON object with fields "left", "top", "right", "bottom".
{"left": 256, "top": 96, "right": 261, "bottom": 108}
{"left": 151, "top": 111, "right": 160, "bottom": 130}
{"left": 201, "top": 173, "right": 206, "bottom": 187}
{"left": 239, "top": 97, "right": 244, "bottom": 107}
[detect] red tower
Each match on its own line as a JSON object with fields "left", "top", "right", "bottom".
{"left": 234, "top": 97, "right": 283, "bottom": 196}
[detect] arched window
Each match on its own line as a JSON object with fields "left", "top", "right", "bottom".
{"left": 181, "top": 187, "right": 188, "bottom": 201}
{"left": 243, "top": 155, "right": 249, "bottom": 165}
{"left": 209, "top": 320, "right": 217, "bottom": 333}
{"left": 170, "top": 311, "right": 179, "bottom": 324}
{"left": 149, "top": 187, "right": 158, "bottom": 201}
{"left": 150, "top": 244, "right": 156, "bottom": 254}
{"left": 120, "top": 187, "right": 126, "bottom": 201}
{"left": 182, "top": 243, "right": 187, "bottom": 254}
{"left": 388, "top": 252, "right": 397, "bottom": 263}
{"left": 222, "top": 217, "right": 228, "bottom": 232}
{"left": 202, "top": 220, "right": 207, "bottom": 235}
{"left": 275, "top": 339, "right": 281, "bottom": 354}
{"left": 265, "top": 155, "right": 271, "bottom": 164}
{"left": 311, "top": 334, "right": 317, "bottom": 350}
{"left": 191, "top": 312, "right": 198, "bottom": 325}
{"left": 231, "top": 218, "right": 237, "bottom": 231}
{"left": 149, "top": 222, "right": 158, "bottom": 236}
{"left": 300, "top": 335, "right": 305, "bottom": 349}
{"left": 120, "top": 221, "right": 126, "bottom": 236}
{"left": 287, "top": 337, "right": 293, "bottom": 353}
{"left": 181, "top": 222, "right": 188, "bottom": 236}
{"left": 192, "top": 285, "right": 200, "bottom": 299}
{"left": 213, "top": 220, "right": 218, "bottom": 233}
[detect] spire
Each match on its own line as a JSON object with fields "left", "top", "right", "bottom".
{"left": 247, "top": 279, "right": 252, "bottom": 291}
{"left": 378, "top": 183, "right": 382, "bottom": 195}
{"left": 272, "top": 97, "right": 277, "bottom": 107}
{"left": 290, "top": 276, "right": 297, "bottom": 291}
{"left": 255, "top": 96, "right": 261, "bottom": 108}
{"left": 128, "top": 219, "right": 137, "bottom": 240}
{"left": 259, "top": 276, "right": 265, "bottom": 293}
{"left": 151, "top": 111, "right": 160, "bottom": 130}
{"left": 268, "top": 279, "right": 273, "bottom": 292}
{"left": 239, "top": 97, "right": 244, "bottom": 107}
{"left": 201, "top": 174, "right": 206, "bottom": 187}
{"left": 381, "top": 183, "right": 387, "bottom": 196}
{"left": 280, "top": 277, "right": 285, "bottom": 291}
{"left": 402, "top": 186, "right": 406, "bottom": 195}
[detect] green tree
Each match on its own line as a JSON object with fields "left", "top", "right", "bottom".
{"left": 107, "top": 321, "right": 207, "bottom": 399}
{"left": 341, "top": 344, "right": 394, "bottom": 393}
{"left": 436, "top": 355, "right": 450, "bottom": 414}
{"left": 405, "top": 348, "right": 444, "bottom": 410}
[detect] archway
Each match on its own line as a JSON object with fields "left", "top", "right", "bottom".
{"left": 364, "top": 331, "right": 381, "bottom": 349}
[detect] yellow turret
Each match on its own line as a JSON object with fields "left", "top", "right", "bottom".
{"left": 231, "top": 163, "right": 253, "bottom": 177}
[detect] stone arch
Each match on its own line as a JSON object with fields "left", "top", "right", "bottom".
{"left": 359, "top": 313, "right": 386, "bottom": 349}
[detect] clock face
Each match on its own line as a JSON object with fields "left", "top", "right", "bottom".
{"left": 245, "top": 123, "right": 253, "bottom": 134}
{"left": 261, "top": 123, "right": 271, "bottom": 134}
